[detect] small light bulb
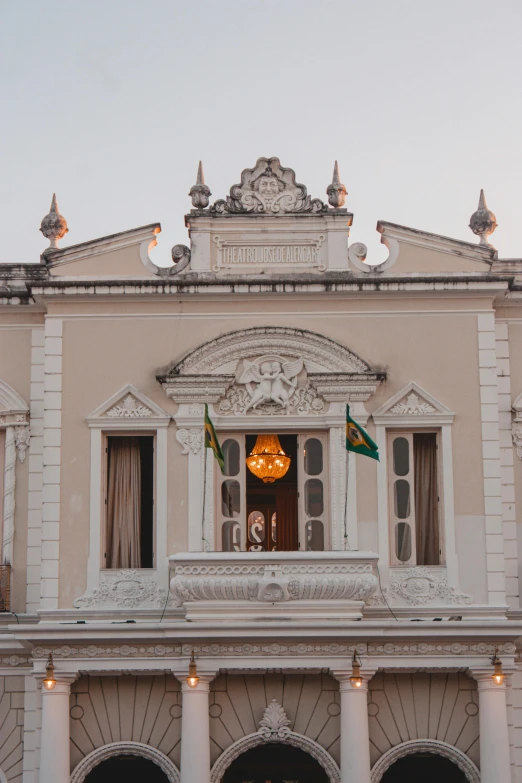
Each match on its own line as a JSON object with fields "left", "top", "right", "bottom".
{"left": 42, "top": 653, "right": 56, "bottom": 691}
{"left": 186, "top": 650, "right": 200, "bottom": 688}
{"left": 491, "top": 649, "right": 505, "bottom": 686}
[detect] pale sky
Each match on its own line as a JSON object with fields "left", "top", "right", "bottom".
{"left": 1, "top": 0, "right": 521, "bottom": 266}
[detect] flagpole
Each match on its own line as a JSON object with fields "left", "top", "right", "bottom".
{"left": 201, "top": 435, "right": 208, "bottom": 551}
{"left": 343, "top": 449, "right": 350, "bottom": 550}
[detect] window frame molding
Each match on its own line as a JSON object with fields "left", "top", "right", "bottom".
{"left": 0, "top": 380, "right": 30, "bottom": 566}
{"left": 77, "top": 385, "right": 170, "bottom": 610}
{"left": 175, "top": 404, "right": 363, "bottom": 553}
{"left": 372, "top": 382, "right": 458, "bottom": 591}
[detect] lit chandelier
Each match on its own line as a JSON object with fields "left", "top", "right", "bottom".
{"left": 246, "top": 434, "right": 290, "bottom": 483}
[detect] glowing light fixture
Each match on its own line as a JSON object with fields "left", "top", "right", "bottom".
{"left": 491, "top": 648, "right": 505, "bottom": 686}
{"left": 349, "top": 650, "right": 363, "bottom": 688}
{"left": 246, "top": 434, "right": 290, "bottom": 484}
{"left": 186, "top": 650, "right": 200, "bottom": 688}
{"left": 42, "top": 653, "right": 56, "bottom": 691}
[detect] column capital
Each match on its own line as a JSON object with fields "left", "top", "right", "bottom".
{"left": 468, "top": 667, "right": 514, "bottom": 690}
{"left": 173, "top": 670, "right": 218, "bottom": 690}
{"left": 40, "top": 679, "right": 75, "bottom": 696}
{"left": 332, "top": 668, "right": 377, "bottom": 690}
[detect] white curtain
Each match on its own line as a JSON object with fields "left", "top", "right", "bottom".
{"left": 106, "top": 437, "right": 141, "bottom": 569}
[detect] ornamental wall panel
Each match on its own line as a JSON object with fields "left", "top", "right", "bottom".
{"left": 0, "top": 675, "right": 25, "bottom": 782}
{"left": 69, "top": 675, "right": 182, "bottom": 772}
{"left": 368, "top": 672, "right": 479, "bottom": 769}
{"left": 209, "top": 673, "right": 340, "bottom": 765}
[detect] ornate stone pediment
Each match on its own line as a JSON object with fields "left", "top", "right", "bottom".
{"left": 210, "top": 157, "right": 328, "bottom": 215}
{"left": 372, "top": 382, "right": 454, "bottom": 425}
{"left": 158, "top": 328, "right": 385, "bottom": 410}
{"left": 86, "top": 384, "right": 170, "bottom": 427}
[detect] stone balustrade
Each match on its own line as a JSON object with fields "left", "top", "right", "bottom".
{"left": 169, "top": 551, "right": 379, "bottom": 621}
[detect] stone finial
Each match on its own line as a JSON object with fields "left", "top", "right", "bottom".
{"left": 189, "top": 161, "right": 211, "bottom": 209}
{"left": 326, "top": 161, "right": 347, "bottom": 208}
{"left": 469, "top": 189, "right": 497, "bottom": 246}
{"left": 40, "top": 193, "right": 68, "bottom": 249}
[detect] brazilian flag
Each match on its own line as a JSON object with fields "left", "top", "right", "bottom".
{"left": 346, "top": 405, "right": 379, "bottom": 461}
{"left": 204, "top": 404, "right": 225, "bottom": 473}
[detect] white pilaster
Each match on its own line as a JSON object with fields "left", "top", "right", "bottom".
{"left": 474, "top": 673, "right": 512, "bottom": 783}
{"left": 495, "top": 321, "right": 519, "bottom": 608}
{"left": 39, "top": 680, "right": 71, "bottom": 783}
{"left": 2, "top": 426, "right": 16, "bottom": 565}
{"left": 41, "top": 318, "right": 63, "bottom": 609}
{"left": 180, "top": 678, "right": 212, "bottom": 783}
{"left": 27, "top": 328, "right": 45, "bottom": 611}
{"left": 477, "top": 313, "right": 506, "bottom": 605}
{"left": 337, "top": 675, "right": 372, "bottom": 783}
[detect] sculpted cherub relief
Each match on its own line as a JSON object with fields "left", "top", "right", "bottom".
{"left": 238, "top": 357, "right": 304, "bottom": 411}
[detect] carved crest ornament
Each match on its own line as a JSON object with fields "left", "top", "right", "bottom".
{"left": 210, "top": 157, "right": 329, "bottom": 215}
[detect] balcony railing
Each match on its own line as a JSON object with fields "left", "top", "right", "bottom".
{"left": 169, "top": 551, "right": 378, "bottom": 622}
{"left": 0, "top": 565, "right": 11, "bottom": 612}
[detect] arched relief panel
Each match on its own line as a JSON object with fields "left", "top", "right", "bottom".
{"left": 368, "top": 672, "right": 479, "bottom": 770}
{"left": 209, "top": 673, "right": 340, "bottom": 766}
{"left": 69, "top": 675, "right": 182, "bottom": 772}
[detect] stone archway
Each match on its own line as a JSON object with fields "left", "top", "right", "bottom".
{"left": 70, "top": 741, "right": 180, "bottom": 783}
{"left": 370, "top": 739, "right": 480, "bottom": 783}
{"left": 210, "top": 731, "right": 340, "bottom": 783}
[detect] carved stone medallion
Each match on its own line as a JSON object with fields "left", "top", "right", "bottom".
{"left": 211, "top": 158, "right": 328, "bottom": 215}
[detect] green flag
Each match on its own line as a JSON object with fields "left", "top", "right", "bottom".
{"left": 346, "top": 405, "right": 379, "bottom": 461}
{"left": 204, "top": 404, "right": 225, "bottom": 473}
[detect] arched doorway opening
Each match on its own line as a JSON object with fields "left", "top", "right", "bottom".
{"left": 380, "top": 753, "right": 467, "bottom": 783}
{"left": 70, "top": 741, "right": 180, "bottom": 783}
{"left": 84, "top": 755, "right": 169, "bottom": 783}
{"left": 223, "top": 744, "right": 329, "bottom": 783}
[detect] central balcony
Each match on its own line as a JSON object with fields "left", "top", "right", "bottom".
{"left": 169, "top": 551, "right": 379, "bottom": 622}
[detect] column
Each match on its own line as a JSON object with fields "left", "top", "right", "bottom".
{"left": 475, "top": 673, "right": 512, "bottom": 783}
{"left": 180, "top": 677, "right": 212, "bottom": 783}
{"left": 39, "top": 679, "right": 72, "bottom": 783}
{"left": 338, "top": 674, "right": 372, "bottom": 783}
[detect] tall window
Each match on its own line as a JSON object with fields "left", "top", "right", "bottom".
{"left": 0, "top": 430, "right": 4, "bottom": 559}
{"left": 105, "top": 435, "right": 154, "bottom": 568}
{"left": 217, "top": 432, "right": 328, "bottom": 552}
{"left": 388, "top": 431, "right": 441, "bottom": 566}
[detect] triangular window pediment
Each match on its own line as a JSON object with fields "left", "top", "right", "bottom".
{"left": 372, "top": 382, "right": 454, "bottom": 424}
{"left": 86, "top": 384, "right": 170, "bottom": 427}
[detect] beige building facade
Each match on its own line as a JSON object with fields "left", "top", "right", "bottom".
{"left": 0, "top": 158, "right": 522, "bottom": 781}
